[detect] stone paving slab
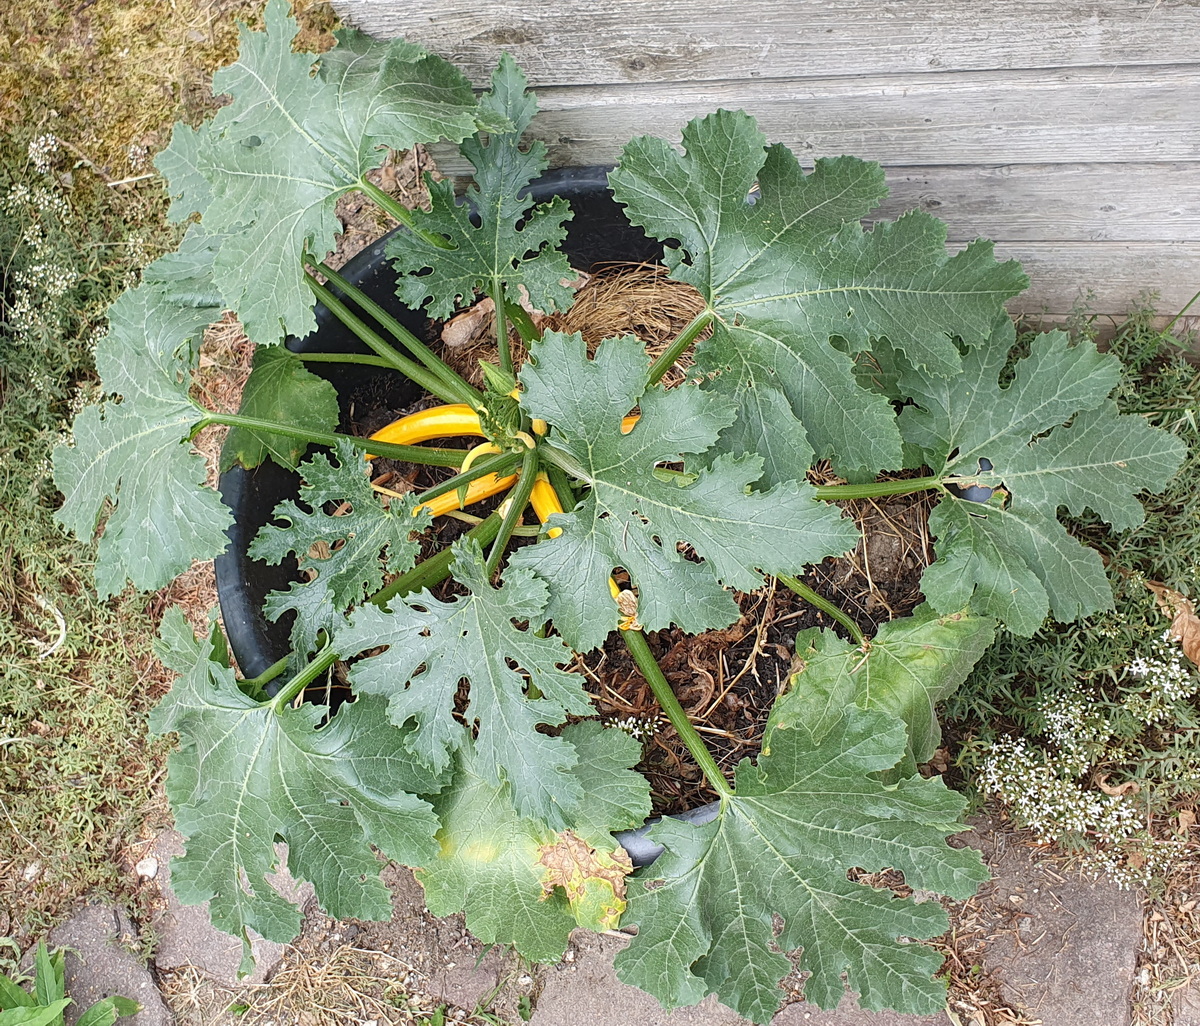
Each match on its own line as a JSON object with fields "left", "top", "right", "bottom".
{"left": 955, "top": 819, "right": 1142, "bottom": 1026}
{"left": 149, "top": 829, "right": 313, "bottom": 987}
{"left": 47, "top": 905, "right": 172, "bottom": 1026}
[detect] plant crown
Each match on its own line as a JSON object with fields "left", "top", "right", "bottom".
{"left": 52, "top": 2, "right": 1187, "bottom": 1019}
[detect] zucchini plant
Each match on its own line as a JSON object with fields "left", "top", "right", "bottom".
{"left": 53, "top": 2, "right": 1187, "bottom": 1020}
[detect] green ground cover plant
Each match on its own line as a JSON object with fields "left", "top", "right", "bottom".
{"left": 0, "top": 0, "right": 333, "bottom": 947}
{"left": 0, "top": 124, "right": 176, "bottom": 939}
{"left": 946, "top": 304, "right": 1200, "bottom": 887}
{"left": 49, "top": 2, "right": 1188, "bottom": 1020}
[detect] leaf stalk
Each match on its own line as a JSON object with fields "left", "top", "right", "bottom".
{"left": 813, "top": 476, "right": 945, "bottom": 501}
{"left": 485, "top": 446, "right": 540, "bottom": 574}
{"left": 304, "top": 272, "right": 461, "bottom": 405}
{"left": 357, "top": 177, "right": 456, "bottom": 252}
{"left": 622, "top": 628, "right": 732, "bottom": 797}
{"left": 371, "top": 513, "right": 504, "bottom": 607}
{"left": 306, "top": 257, "right": 481, "bottom": 406}
{"left": 270, "top": 644, "right": 339, "bottom": 712}
{"left": 646, "top": 308, "right": 714, "bottom": 386}
{"left": 775, "top": 574, "right": 867, "bottom": 648}
{"left": 202, "top": 412, "right": 470, "bottom": 467}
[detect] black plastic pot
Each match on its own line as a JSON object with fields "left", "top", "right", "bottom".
{"left": 215, "top": 167, "right": 663, "bottom": 679}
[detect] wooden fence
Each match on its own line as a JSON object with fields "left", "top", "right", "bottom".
{"left": 333, "top": 0, "right": 1200, "bottom": 322}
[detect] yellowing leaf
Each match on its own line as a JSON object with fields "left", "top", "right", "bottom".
{"left": 538, "top": 830, "right": 633, "bottom": 931}
{"left": 419, "top": 724, "right": 650, "bottom": 962}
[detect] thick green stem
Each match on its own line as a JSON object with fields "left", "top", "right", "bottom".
{"left": 307, "top": 257, "right": 480, "bottom": 406}
{"left": 202, "top": 411, "right": 469, "bottom": 467}
{"left": 504, "top": 299, "right": 540, "bottom": 345}
{"left": 304, "top": 273, "right": 459, "bottom": 405}
{"left": 414, "top": 451, "right": 524, "bottom": 506}
{"left": 491, "top": 276, "right": 512, "bottom": 376}
{"left": 357, "top": 177, "right": 455, "bottom": 251}
{"left": 292, "top": 351, "right": 395, "bottom": 369}
{"left": 486, "top": 446, "right": 539, "bottom": 574}
{"left": 270, "top": 644, "right": 339, "bottom": 713}
{"left": 647, "top": 309, "right": 714, "bottom": 386}
{"left": 814, "top": 476, "right": 945, "bottom": 501}
{"left": 545, "top": 464, "right": 576, "bottom": 512}
{"left": 240, "top": 655, "right": 288, "bottom": 691}
{"left": 623, "top": 628, "right": 731, "bottom": 797}
{"left": 371, "top": 513, "right": 503, "bottom": 607}
{"left": 775, "top": 574, "right": 867, "bottom": 647}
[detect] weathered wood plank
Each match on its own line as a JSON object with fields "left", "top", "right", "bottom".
{"left": 333, "top": 0, "right": 1200, "bottom": 87}
{"left": 428, "top": 65, "right": 1200, "bottom": 172}
{"left": 1000, "top": 243, "right": 1199, "bottom": 317}
{"left": 875, "top": 163, "right": 1200, "bottom": 243}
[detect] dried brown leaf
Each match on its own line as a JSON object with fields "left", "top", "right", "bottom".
{"left": 1144, "top": 581, "right": 1200, "bottom": 668}
{"left": 1097, "top": 773, "right": 1140, "bottom": 797}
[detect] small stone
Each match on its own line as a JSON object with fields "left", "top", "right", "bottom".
{"left": 22, "top": 862, "right": 40, "bottom": 883}
{"left": 135, "top": 856, "right": 158, "bottom": 881}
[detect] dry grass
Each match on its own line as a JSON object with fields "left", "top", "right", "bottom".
{"left": 161, "top": 940, "right": 513, "bottom": 1026}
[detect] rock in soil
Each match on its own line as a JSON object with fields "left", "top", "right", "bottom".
{"left": 47, "top": 904, "right": 172, "bottom": 1026}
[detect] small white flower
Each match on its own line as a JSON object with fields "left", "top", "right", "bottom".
{"left": 28, "top": 134, "right": 59, "bottom": 174}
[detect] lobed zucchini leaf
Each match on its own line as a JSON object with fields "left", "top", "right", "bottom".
{"left": 512, "top": 330, "right": 860, "bottom": 653}
{"left": 900, "top": 319, "right": 1188, "bottom": 633}
{"left": 609, "top": 109, "right": 1028, "bottom": 480}
{"left": 789, "top": 604, "right": 995, "bottom": 779}
{"left": 340, "top": 540, "right": 595, "bottom": 827}
{"left": 386, "top": 53, "right": 575, "bottom": 319}
{"left": 249, "top": 441, "right": 428, "bottom": 656}
{"left": 52, "top": 281, "right": 228, "bottom": 597}
{"left": 150, "top": 608, "right": 444, "bottom": 972}
{"left": 220, "top": 347, "right": 340, "bottom": 472}
{"left": 155, "top": 0, "right": 495, "bottom": 343}
{"left": 616, "top": 693, "right": 988, "bottom": 1022}
{"left": 418, "top": 722, "right": 650, "bottom": 962}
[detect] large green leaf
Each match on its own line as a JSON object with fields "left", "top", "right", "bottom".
{"left": 155, "top": 0, "right": 488, "bottom": 343}
{"left": 249, "top": 441, "right": 428, "bottom": 656}
{"left": 615, "top": 697, "right": 987, "bottom": 1022}
{"left": 609, "top": 109, "right": 1028, "bottom": 479}
{"left": 150, "top": 608, "right": 442, "bottom": 969}
{"left": 790, "top": 604, "right": 995, "bottom": 778}
{"left": 52, "top": 282, "right": 229, "bottom": 598}
{"left": 418, "top": 723, "right": 650, "bottom": 962}
{"left": 899, "top": 320, "right": 1187, "bottom": 632}
{"left": 511, "top": 330, "right": 860, "bottom": 653}
{"left": 339, "top": 540, "right": 595, "bottom": 826}
{"left": 220, "top": 346, "right": 340, "bottom": 472}
{"left": 387, "top": 54, "right": 574, "bottom": 319}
